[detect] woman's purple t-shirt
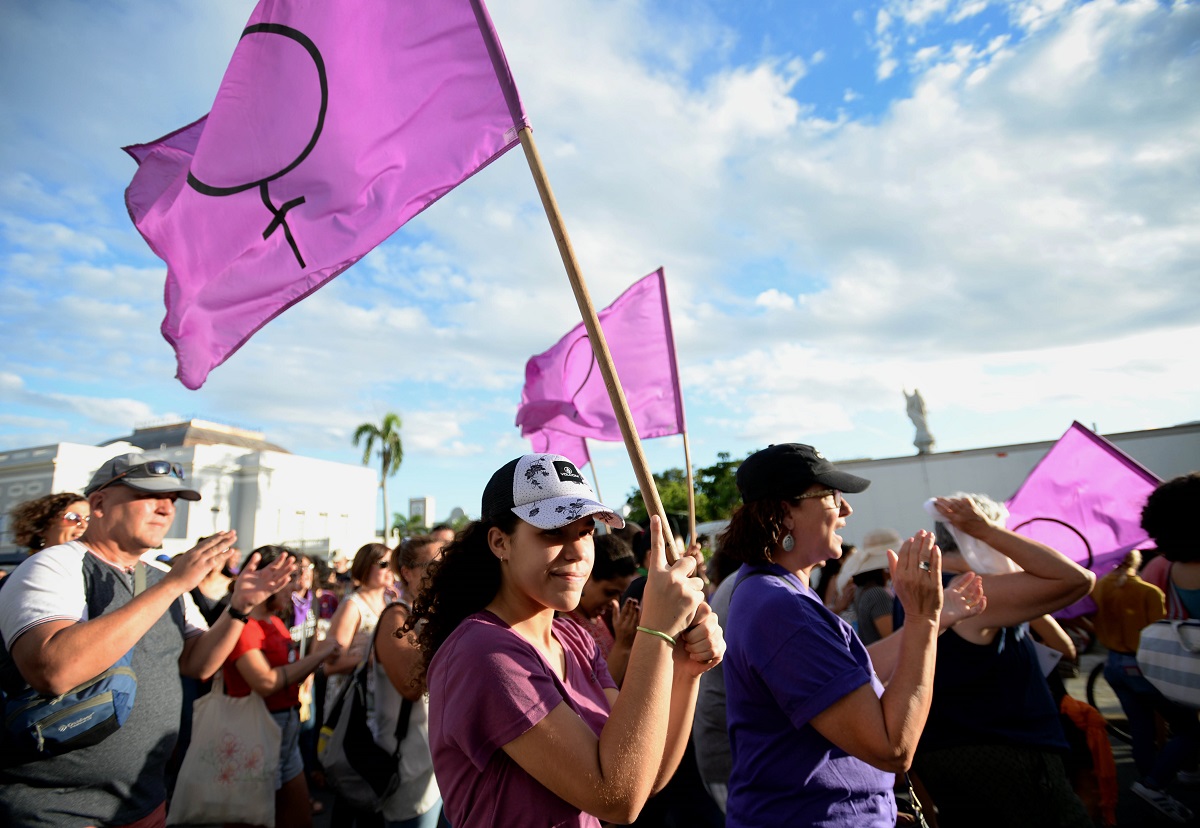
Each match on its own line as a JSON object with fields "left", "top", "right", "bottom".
{"left": 725, "top": 565, "right": 896, "bottom": 828}
{"left": 428, "top": 611, "right": 617, "bottom": 828}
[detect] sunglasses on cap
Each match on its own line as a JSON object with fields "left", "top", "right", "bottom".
{"left": 94, "top": 460, "right": 186, "bottom": 494}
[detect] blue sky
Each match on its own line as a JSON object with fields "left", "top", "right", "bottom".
{"left": 2, "top": 0, "right": 1198, "bottom": 527}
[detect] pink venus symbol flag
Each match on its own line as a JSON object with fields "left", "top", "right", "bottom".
{"left": 1004, "top": 421, "right": 1162, "bottom": 618}
{"left": 125, "top": 0, "right": 528, "bottom": 389}
{"left": 516, "top": 269, "right": 686, "bottom": 455}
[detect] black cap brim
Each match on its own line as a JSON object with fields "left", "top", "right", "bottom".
{"left": 816, "top": 469, "right": 871, "bottom": 494}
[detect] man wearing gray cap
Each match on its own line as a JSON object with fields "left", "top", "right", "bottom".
{"left": 0, "top": 453, "right": 294, "bottom": 828}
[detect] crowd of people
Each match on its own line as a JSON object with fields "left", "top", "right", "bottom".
{"left": 0, "top": 447, "right": 1196, "bottom": 827}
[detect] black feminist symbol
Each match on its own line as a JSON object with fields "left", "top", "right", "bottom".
{"left": 186, "top": 23, "right": 328, "bottom": 268}
{"left": 1011, "top": 517, "right": 1095, "bottom": 569}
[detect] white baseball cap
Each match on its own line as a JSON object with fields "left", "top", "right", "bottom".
{"left": 482, "top": 454, "right": 624, "bottom": 531}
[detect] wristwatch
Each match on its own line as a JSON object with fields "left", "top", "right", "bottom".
{"left": 227, "top": 604, "right": 251, "bottom": 623}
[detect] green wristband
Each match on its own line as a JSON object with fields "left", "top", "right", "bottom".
{"left": 636, "top": 626, "right": 677, "bottom": 647}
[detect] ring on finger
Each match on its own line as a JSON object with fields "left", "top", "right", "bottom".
{"left": 918, "top": 560, "right": 932, "bottom": 572}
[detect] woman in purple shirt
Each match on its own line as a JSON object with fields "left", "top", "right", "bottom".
{"left": 720, "top": 444, "right": 952, "bottom": 828}
{"left": 408, "top": 454, "right": 724, "bottom": 828}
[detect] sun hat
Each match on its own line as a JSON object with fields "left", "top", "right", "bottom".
{"left": 838, "top": 528, "right": 902, "bottom": 591}
{"left": 736, "top": 443, "right": 870, "bottom": 503}
{"left": 482, "top": 454, "right": 624, "bottom": 531}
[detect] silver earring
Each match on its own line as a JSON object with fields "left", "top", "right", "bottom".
{"left": 781, "top": 533, "right": 795, "bottom": 552}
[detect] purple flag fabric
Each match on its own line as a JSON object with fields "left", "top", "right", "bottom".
{"left": 516, "top": 269, "right": 686, "bottom": 445}
{"left": 528, "top": 428, "right": 592, "bottom": 470}
{"left": 1004, "top": 421, "right": 1162, "bottom": 618}
{"left": 125, "top": 0, "right": 528, "bottom": 389}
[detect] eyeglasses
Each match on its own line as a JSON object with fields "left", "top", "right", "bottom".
{"left": 62, "top": 511, "right": 90, "bottom": 526}
{"left": 95, "top": 460, "right": 186, "bottom": 493}
{"left": 797, "top": 489, "right": 844, "bottom": 511}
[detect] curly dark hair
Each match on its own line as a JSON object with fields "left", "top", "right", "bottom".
{"left": 405, "top": 514, "right": 516, "bottom": 684}
{"left": 10, "top": 492, "right": 87, "bottom": 550}
{"left": 1141, "top": 473, "right": 1200, "bottom": 563}
{"left": 717, "top": 499, "right": 792, "bottom": 566}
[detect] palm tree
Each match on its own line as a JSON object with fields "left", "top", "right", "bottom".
{"left": 353, "top": 413, "right": 404, "bottom": 541}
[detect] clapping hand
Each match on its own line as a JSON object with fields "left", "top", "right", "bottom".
{"left": 231, "top": 550, "right": 296, "bottom": 612}
{"left": 940, "top": 571, "right": 986, "bottom": 630}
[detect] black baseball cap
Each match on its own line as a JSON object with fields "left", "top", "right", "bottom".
{"left": 736, "top": 443, "right": 870, "bottom": 503}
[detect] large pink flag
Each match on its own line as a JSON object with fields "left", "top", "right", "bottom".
{"left": 516, "top": 269, "right": 686, "bottom": 445}
{"left": 1005, "top": 421, "right": 1161, "bottom": 617}
{"left": 125, "top": 0, "right": 528, "bottom": 389}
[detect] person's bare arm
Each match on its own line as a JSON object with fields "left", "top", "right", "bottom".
{"left": 322, "top": 598, "right": 364, "bottom": 675}
{"left": 810, "top": 532, "right": 942, "bottom": 773}
{"left": 1029, "top": 614, "right": 1075, "bottom": 661}
{"left": 11, "top": 533, "right": 236, "bottom": 695}
{"left": 234, "top": 637, "right": 341, "bottom": 697}
{"left": 872, "top": 613, "right": 894, "bottom": 640}
{"left": 650, "top": 600, "right": 723, "bottom": 792}
{"left": 606, "top": 597, "right": 640, "bottom": 687}
{"left": 935, "top": 497, "right": 1094, "bottom": 635}
{"left": 499, "top": 516, "right": 717, "bottom": 824}
{"left": 376, "top": 604, "right": 425, "bottom": 702}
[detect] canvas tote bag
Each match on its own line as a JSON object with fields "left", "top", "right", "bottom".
{"left": 167, "top": 671, "right": 282, "bottom": 826}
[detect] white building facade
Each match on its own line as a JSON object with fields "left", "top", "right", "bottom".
{"left": 0, "top": 420, "right": 377, "bottom": 561}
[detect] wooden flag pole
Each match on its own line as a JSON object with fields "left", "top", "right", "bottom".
{"left": 584, "top": 438, "right": 604, "bottom": 504}
{"left": 517, "top": 127, "right": 678, "bottom": 563}
{"left": 682, "top": 430, "right": 696, "bottom": 546}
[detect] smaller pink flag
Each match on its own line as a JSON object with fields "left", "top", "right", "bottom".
{"left": 516, "top": 269, "right": 685, "bottom": 443}
{"left": 125, "top": 0, "right": 528, "bottom": 389}
{"left": 527, "top": 428, "right": 591, "bottom": 470}
{"left": 1004, "top": 421, "right": 1161, "bottom": 618}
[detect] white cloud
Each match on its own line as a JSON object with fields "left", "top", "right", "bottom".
{"left": 1, "top": 0, "right": 1197, "bottom": 511}
{"left": 754, "top": 289, "right": 796, "bottom": 310}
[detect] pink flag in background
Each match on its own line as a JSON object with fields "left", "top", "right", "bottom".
{"left": 125, "top": 0, "right": 528, "bottom": 389}
{"left": 1004, "top": 421, "right": 1161, "bottom": 618}
{"left": 516, "top": 269, "right": 686, "bottom": 447}
{"left": 528, "top": 428, "right": 592, "bottom": 470}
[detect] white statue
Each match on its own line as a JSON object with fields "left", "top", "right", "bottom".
{"left": 904, "top": 389, "right": 935, "bottom": 454}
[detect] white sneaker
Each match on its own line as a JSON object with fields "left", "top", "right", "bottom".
{"left": 1132, "top": 781, "right": 1194, "bottom": 824}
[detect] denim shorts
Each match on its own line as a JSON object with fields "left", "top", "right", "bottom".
{"left": 270, "top": 707, "right": 305, "bottom": 789}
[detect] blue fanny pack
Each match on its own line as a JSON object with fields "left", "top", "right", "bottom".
{"left": 1, "top": 561, "right": 143, "bottom": 759}
{"left": 4, "top": 649, "right": 137, "bottom": 755}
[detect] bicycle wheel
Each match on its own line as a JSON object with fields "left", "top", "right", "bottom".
{"left": 1086, "top": 661, "right": 1132, "bottom": 744}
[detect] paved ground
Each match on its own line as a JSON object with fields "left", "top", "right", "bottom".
{"left": 311, "top": 646, "right": 1199, "bottom": 827}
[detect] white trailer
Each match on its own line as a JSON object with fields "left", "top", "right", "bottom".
{"left": 832, "top": 422, "right": 1200, "bottom": 547}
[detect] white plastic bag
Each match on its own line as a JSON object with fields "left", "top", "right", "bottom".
{"left": 924, "top": 495, "right": 1022, "bottom": 575}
